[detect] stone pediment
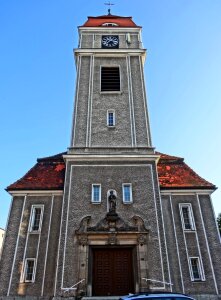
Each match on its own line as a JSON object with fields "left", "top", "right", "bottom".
{"left": 76, "top": 213, "right": 149, "bottom": 234}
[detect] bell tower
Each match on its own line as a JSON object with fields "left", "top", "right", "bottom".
{"left": 70, "top": 14, "right": 153, "bottom": 152}
{"left": 56, "top": 13, "right": 168, "bottom": 297}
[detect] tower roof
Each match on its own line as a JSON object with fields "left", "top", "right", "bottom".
{"left": 81, "top": 15, "right": 141, "bottom": 28}
{"left": 6, "top": 152, "right": 216, "bottom": 191}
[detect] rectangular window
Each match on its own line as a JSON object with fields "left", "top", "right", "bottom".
{"left": 180, "top": 204, "right": 195, "bottom": 230}
{"left": 122, "top": 184, "right": 132, "bottom": 203}
{"left": 92, "top": 184, "right": 101, "bottom": 203}
{"left": 24, "top": 259, "right": 36, "bottom": 282}
{"left": 101, "top": 67, "right": 120, "bottom": 92}
{"left": 189, "top": 257, "right": 204, "bottom": 281}
{"left": 107, "top": 110, "right": 115, "bottom": 127}
{"left": 29, "top": 205, "right": 44, "bottom": 233}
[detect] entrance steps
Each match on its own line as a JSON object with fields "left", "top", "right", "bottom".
{"left": 82, "top": 297, "right": 120, "bottom": 300}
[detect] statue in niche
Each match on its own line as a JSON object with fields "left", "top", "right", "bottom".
{"left": 108, "top": 190, "right": 117, "bottom": 213}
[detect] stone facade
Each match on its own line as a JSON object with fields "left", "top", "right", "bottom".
{"left": 0, "top": 13, "right": 221, "bottom": 300}
{"left": 0, "top": 228, "right": 5, "bottom": 259}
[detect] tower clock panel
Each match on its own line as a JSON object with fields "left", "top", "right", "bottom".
{"left": 101, "top": 35, "right": 119, "bottom": 48}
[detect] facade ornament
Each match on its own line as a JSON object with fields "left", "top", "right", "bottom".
{"left": 108, "top": 190, "right": 117, "bottom": 213}
{"left": 108, "top": 233, "right": 117, "bottom": 245}
{"left": 78, "top": 234, "right": 88, "bottom": 246}
{"left": 137, "top": 234, "right": 146, "bottom": 245}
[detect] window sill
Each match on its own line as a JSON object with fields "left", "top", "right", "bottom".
{"left": 123, "top": 201, "right": 133, "bottom": 204}
{"left": 29, "top": 230, "right": 41, "bottom": 234}
{"left": 100, "top": 91, "right": 122, "bottom": 95}
{"left": 107, "top": 125, "right": 115, "bottom": 129}
{"left": 91, "top": 201, "right": 101, "bottom": 204}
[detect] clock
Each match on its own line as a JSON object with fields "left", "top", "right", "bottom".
{"left": 102, "top": 36, "right": 119, "bottom": 48}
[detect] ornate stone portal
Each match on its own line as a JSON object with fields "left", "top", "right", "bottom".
{"left": 75, "top": 213, "right": 150, "bottom": 296}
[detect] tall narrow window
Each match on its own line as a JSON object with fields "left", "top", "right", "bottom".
{"left": 189, "top": 257, "right": 204, "bottom": 281}
{"left": 107, "top": 110, "right": 115, "bottom": 127}
{"left": 24, "top": 259, "right": 36, "bottom": 282}
{"left": 180, "top": 204, "right": 195, "bottom": 230}
{"left": 101, "top": 67, "right": 120, "bottom": 92}
{"left": 29, "top": 205, "right": 44, "bottom": 233}
{"left": 122, "top": 184, "right": 132, "bottom": 203}
{"left": 92, "top": 184, "right": 101, "bottom": 203}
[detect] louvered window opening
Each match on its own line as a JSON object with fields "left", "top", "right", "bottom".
{"left": 101, "top": 67, "right": 120, "bottom": 92}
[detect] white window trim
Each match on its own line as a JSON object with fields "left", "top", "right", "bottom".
{"left": 107, "top": 109, "right": 116, "bottom": 127}
{"left": 100, "top": 65, "right": 121, "bottom": 93}
{"left": 21, "top": 258, "right": 37, "bottom": 283}
{"left": 122, "top": 183, "right": 133, "bottom": 203}
{"left": 91, "top": 184, "right": 101, "bottom": 203}
{"left": 28, "top": 205, "right": 44, "bottom": 233}
{"left": 179, "top": 203, "right": 195, "bottom": 231}
{"left": 189, "top": 256, "right": 205, "bottom": 282}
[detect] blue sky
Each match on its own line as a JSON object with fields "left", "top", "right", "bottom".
{"left": 0, "top": 0, "right": 221, "bottom": 229}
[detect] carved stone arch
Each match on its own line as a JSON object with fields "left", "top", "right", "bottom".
{"left": 132, "top": 215, "right": 149, "bottom": 232}
{"left": 76, "top": 216, "right": 91, "bottom": 234}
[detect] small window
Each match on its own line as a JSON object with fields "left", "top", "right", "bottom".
{"left": 180, "top": 204, "right": 195, "bottom": 230}
{"left": 24, "top": 259, "right": 36, "bottom": 282}
{"left": 92, "top": 184, "right": 101, "bottom": 203}
{"left": 122, "top": 184, "right": 132, "bottom": 203}
{"left": 102, "top": 23, "right": 118, "bottom": 27}
{"left": 101, "top": 67, "right": 120, "bottom": 92}
{"left": 107, "top": 110, "right": 115, "bottom": 127}
{"left": 189, "top": 257, "right": 204, "bottom": 281}
{"left": 29, "top": 205, "right": 44, "bottom": 233}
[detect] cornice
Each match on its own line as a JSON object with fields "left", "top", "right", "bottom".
{"left": 74, "top": 48, "right": 146, "bottom": 56}
{"left": 63, "top": 154, "right": 160, "bottom": 163}
{"left": 8, "top": 190, "right": 63, "bottom": 196}
{"left": 160, "top": 189, "right": 215, "bottom": 195}
{"left": 78, "top": 27, "right": 142, "bottom": 33}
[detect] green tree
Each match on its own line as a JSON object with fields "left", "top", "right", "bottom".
{"left": 217, "top": 213, "right": 221, "bottom": 236}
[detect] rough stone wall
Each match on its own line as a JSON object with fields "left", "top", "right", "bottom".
{"left": 73, "top": 55, "right": 151, "bottom": 148}
{"left": 198, "top": 194, "right": 221, "bottom": 292}
{"left": 73, "top": 56, "right": 90, "bottom": 147}
{"left": 161, "top": 193, "right": 221, "bottom": 295}
{"left": 81, "top": 32, "right": 140, "bottom": 49}
{"left": 0, "top": 196, "right": 24, "bottom": 296}
{"left": 130, "top": 56, "right": 150, "bottom": 146}
{"left": 0, "top": 195, "right": 62, "bottom": 297}
{"left": 91, "top": 56, "right": 133, "bottom": 147}
{"left": 55, "top": 160, "right": 168, "bottom": 294}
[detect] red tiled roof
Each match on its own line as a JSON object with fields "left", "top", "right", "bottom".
{"left": 7, "top": 153, "right": 65, "bottom": 191}
{"left": 6, "top": 152, "right": 215, "bottom": 191}
{"left": 156, "top": 152, "right": 215, "bottom": 189}
{"left": 81, "top": 15, "right": 140, "bottom": 28}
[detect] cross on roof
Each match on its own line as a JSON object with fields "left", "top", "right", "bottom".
{"left": 104, "top": 1, "right": 115, "bottom": 15}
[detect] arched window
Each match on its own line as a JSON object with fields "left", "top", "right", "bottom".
{"left": 101, "top": 22, "right": 118, "bottom": 27}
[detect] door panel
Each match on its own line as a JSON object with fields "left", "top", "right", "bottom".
{"left": 92, "top": 248, "right": 134, "bottom": 296}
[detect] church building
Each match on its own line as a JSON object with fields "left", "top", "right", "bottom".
{"left": 0, "top": 12, "right": 221, "bottom": 300}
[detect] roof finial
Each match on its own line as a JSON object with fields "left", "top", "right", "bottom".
{"left": 104, "top": 1, "right": 114, "bottom": 15}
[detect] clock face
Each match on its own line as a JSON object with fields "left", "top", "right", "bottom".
{"left": 102, "top": 36, "right": 119, "bottom": 48}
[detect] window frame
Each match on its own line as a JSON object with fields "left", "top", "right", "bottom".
{"left": 91, "top": 184, "right": 101, "bottom": 203}
{"left": 189, "top": 257, "right": 205, "bottom": 281}
{"left": 179, "top": 203, "right": 195, "bottom": 231}
{"left": 122, "top": 183, "right": 133, "bottom": 204}
{"left": 107, "top": 109, "right": 116, "bottom": 127}
{"left": 28, "top": 205, "right": 44, "bottom": 233}
{"left": 22, "top": 258, "right": 36, "bottom": 283}
{"left": 100, "top": 65, "right": 121, "bottom": 93}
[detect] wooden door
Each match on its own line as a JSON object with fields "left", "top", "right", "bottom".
{"left": 92, "top": 248, "right": 134, "bottom": 296}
